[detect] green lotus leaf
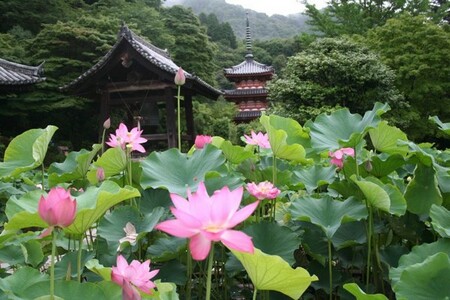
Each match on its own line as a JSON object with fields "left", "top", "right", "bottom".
{"left": 293, "top": 165, "right": 336, "bottom": 193}
{"left": 0, "top": 266, "right": 48, "bottom": 298}
{"left": 394, "top": 252, "right": 450, "bottom": 300}
{"left": 351, "top": 175, "right": 391, "bottom": 212}
{"left": 305, "top": 102, "right": 389, "bottom": 152}
{"left": 147, "top": 236, "right": 187, "bottom": 263}
{"left": 54, "top": 250, "right": 95, "bottom": 279}
{"left": 230, "top": 247, "right": 318, "bottom": 299}
{"left": 404, "top": 164, "right": 442, "bottom": 216}
{"left": 430, "top": 204, "right": 450, "bottom": 238}
{"left": 243, "top": 221, "right": 301, "bottom": 265}
{"left": 48, "top": 144, "right": 101, "bottom": 187}
{"left": 363, "top": 177, "right": 406, "bottom": 216}
{"left": 368, "top": 121, "right": 408, "bottom": 156}
{"left": 85, "top": 259, "right": 111, "bottom": 280}
{"left": 429, "top": 116, "right": 450, "bottom": 136}
{"left": 389, "top": 239, "right": 450, "bottom": 285}
{"left": 289, "top": 195, "right": 367, "bottom": 239}
{"left": 140, "top": 144, "right": 226, "bottom": 197}
{"left": 87, "top": 147, "right": 127, "bottom": 184}
{"left": 0, "top": 125, "right": 58, "bottom": 179}
{"left": 260, "top": 114, "right": 310, "bottom": 147}
{"left": 4, "top": 181, "right": 140, "bottom": 236}
{"left": 22, "top": 280, "right": 106, "bottom": 300}
{"left": 260, "top": 114, "right": 309, "bottom": 163}
{"left": 368, "top": 154, "right": 406, "bottom": 178}
{"left": 343, "top": 283, "right": 388, "bottom": 299}
{"left": 219, "top": 140, "right": 255, "bottom": 164}
{"left": 331, "top": 221, "right": 367, "bottom": 250}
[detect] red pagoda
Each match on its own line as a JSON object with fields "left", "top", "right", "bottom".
{"left": 223, "top": 13, "right": 275, "bottom": 122}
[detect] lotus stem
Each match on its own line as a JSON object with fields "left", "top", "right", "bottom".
{"left": 186, "top": 249, "right": 192, "bottom": 299}
{"left": 272, "top": 156, "right": 277, "bottom": 222}
{"left": 205, "top": 245, "right": 215, "bottom": 300}
{"left": 328, "top": 239, "right": 333, "bottom": 300}
{"left": 253, "top": 287, "right": 258, "bottom": 300}
{"left": 50, "top": 230, "right": 57, "bottom": 300}
{"left": 366, "top": 204, "right": 373, "bottom": 291}
{"left": 177, "top": 85, "right": 181, "bottom": 151}
{"left": 77, "top": 236, "right": 83, "bottom": 282}
{"left": 101, "top": 128, "right": 106, "bottom": 155}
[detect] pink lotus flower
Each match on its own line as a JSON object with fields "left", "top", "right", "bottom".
{"left": 244, "top": 131, "right": 270, "bottom": 149}
{"left": 155, "top": 182, "right": 258, "bottom": 260}
{"left": 246, "top": 181, "right": 280, "bottom": 201}
{"left": 329, "top": 147, "right": 355, "bottom": 168}
{"left": 106, "top": 123, "right": 147, "bottom": 153}
{"left": 174, "top": 67, "right": 186, "bottom": 86}
{"left": 195, "top": 135, "right": 212, "bottom": 149}
{"left": 38, "top": 187, "right": 77, "bottom": 237}
{"left": 111, "top": 255, "right": 159, "bottom": 299}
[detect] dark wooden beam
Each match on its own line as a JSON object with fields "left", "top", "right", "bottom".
{"left": 105, "top": 80, "right": 175, "bottom": 93}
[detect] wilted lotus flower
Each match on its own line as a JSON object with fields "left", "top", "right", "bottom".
{"left": 118, "top": 222, "right": 138, "bottom": 251}
{"left": 246, "top": 181, "right": 280, "bottom": 201}
{"left": 111, "top": 255, "right": 159, "bottom": 299}
{"left": 38, "top": 187, "right": 77, "bottom": 237}
{"left": 329, "top": 147, "right": 355, "bottom": 168}
{"left": 174, "top": 67, "right": 185, "bottom": 86}
{"left": 244, "top": 131, "right": 271, "bottom": 149}
{"left": 194, "top": 135, "right": 212, "bottom": 149}
{"left": 106, "top": 123, "right": 147, "bottom": 153}
{"left": 156, "top": 182, "right": 258, "bottom": 260}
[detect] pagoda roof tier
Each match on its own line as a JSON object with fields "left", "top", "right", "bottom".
{"left": 0, "top": 58, "right": 45, "bottom": 86}
{"left": 224, "top": 57, "right": 274, "bottom": 76}
{"left": 235, "top": 110, "right": 262, "bottom": 121}
{"left": 223, "top": 88, "right": 268, "bottom": 96}
{"left": 61, "top": 25, "right": 221, "bottom": 99}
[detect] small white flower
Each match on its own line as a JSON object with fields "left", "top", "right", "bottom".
{"left": 117, "top": 222, "right": 138, "bottom": 251}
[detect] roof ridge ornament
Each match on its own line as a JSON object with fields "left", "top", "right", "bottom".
{"left": 245, "top": 12, "right": 254, "bottom": 60}
{"left": 119, "top": 22, "right": 133, "bottom": 40}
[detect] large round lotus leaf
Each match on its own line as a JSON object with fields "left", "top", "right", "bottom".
{"left": 0, "top": 266, "right": 48, "bottom": 297}
{"left": 219, "top": 140, "right": 255, "bottom": 164}
{"left": 292, "top": 165, "right": 336, "bottom": 193}
{"left": 243, "top": 221, "right": 301, "bottom": 265}
{"left": 389, "top": 239, "right": 450, "bottom": 285}
{"left": 140, "top": 144, "right": 226, "bottom": 197}
{"left": 87, "top": 147, "right": 127, "bottom": 184}
{"left": 368, "top": 121, "right": 408, "bottom": 156}
{"left": 0, "top": 125, "right": 57, "bottom": 179}
{"left": 430, "top": 204, "right": 450, "bottom": 238}
{"left": 351, "top": 175, "right": 391, "bottom": 213}
{"left": 305, "top": 102, "right": 389, "bottom": 152}
{"left": 290, "top": 195, "right": 367, "bottom": 239}
{"left": 404, "top": 164, "right": 442, "bottom": 216}
{"left": 394, "top": 252, "right": 450, "bottom": 300}
{"left": 231, "top": 247, "right": 318, "bottom": 299}
{"left": 22, "top": 280, "right": 106, "bottom": 300}
{"left": 48, "top": 144, "right": 101, "bottom": 187}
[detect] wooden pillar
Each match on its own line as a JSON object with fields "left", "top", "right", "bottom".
{"left": 184, "top": 93, "right": 194, "bottom": 147}
{"left": 164, "top": 87, "right": 177, "bottom": 148}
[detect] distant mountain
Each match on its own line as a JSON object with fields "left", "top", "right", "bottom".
{"left": 164, "top": 0, "right": 310, "bottom": 40}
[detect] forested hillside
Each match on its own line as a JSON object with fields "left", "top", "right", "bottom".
{"left": 164, "top": 0, "right": 310, "bottom": 39}
{"left": 0, "top": 0, "right": 449, "bottom": 152}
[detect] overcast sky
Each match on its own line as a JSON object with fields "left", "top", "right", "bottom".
{"left": 224, "top": 0, "right": 328, "bottom": 16}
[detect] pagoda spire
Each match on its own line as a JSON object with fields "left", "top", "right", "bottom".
{"left": 245, "top": 12, "right": 253, "bottom": 60}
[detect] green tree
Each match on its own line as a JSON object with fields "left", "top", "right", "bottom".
{"left": 268, "top": 38, "right": 406, "bottom": 126}
{"left": 365, "top": 14, "right": 450, "bottom": 141}
{"left": 305, "top": 0, "right": 437, "bottom": 36}
{"left": 162, "top": 6, "right": 218, "bottom": 84}
{"left": 199, "top": 13, "right": 237, "bottom": 48}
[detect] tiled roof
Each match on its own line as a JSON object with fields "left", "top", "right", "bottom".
{"left": 224, "top": 57, "right": 274, "bottom": 75}
{"left": 235, "top": 110, "right": 262, "bottom": 121}
{"left": 223, "top": 88, "right": 267, "bottom": 96}
{"left": 0, "top": 58, "right": 45, "bottom": 85}
{"left": 61, "top": 25, "right": 221, "bottom": 97}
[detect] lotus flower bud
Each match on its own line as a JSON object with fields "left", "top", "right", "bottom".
{"left": 174, "top": 68, "right": 185, "bottom": 86}
{"left": 103, "top": 118, "right": 111, "bottom": 129}
{"left": 38, "top": 187, "right": 77, "bottom": 230}
{"left": 364, "top": 160, "right": 373, "bottom": 172}
{"left": 96, "top": 167, "right": 105, "bottom": 182}
{"left": 194, "top": 135, "right": 212, "bottom": 149}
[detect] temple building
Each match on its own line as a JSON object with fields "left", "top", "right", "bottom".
{"left": 0, "top": 58, "right": 45, "bottom": 91}
{"left": 61, "top": 25, "right": 221, "bottom": 150}
{"left": 223, "top": 14, "right": 275, "bottom": 122}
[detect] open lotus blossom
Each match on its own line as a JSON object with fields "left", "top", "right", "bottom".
{"left": 194, "top": 135, "right": 212, "bottom": 149}
{"left": 246, "top": 181, "right": 281, "bottom": 201}
{"left": 329, "top": 147, "right": 355, "bottom": 168}
{"left": 155, "top": 182, "right": 258, "bottom": 260}
{"left": 111, "top": 255, "right": 159, "bottom": 299}
{"left": 38, "top": 187, "right": 77, "bottom": 237}
{"left": 106, "top": 123, "right": 147, "bottom": 153}
{"left": 244, "top": 130, "right": 271, "bottom": 149}
{"left": 174, "top": 67, "right": 186, "bottom": 86}
{"left": 118, "top": 222, "right": 139, "bottom": 251}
